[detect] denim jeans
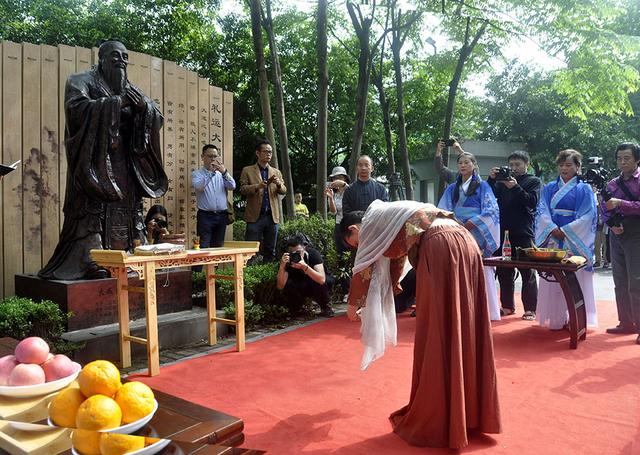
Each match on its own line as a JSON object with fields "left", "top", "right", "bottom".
{"left": 245, "top": 213, "right": 278, "bottom": 262}
{"left": 197, "top": 211, "right": 227, "bottom": 248}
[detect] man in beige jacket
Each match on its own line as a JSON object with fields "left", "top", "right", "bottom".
{"left": 239, "top": 140, "right": 287, "bottom": 262}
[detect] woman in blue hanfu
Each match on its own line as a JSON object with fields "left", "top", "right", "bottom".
{"left": 535, "top": 149, "right": 597, "bottom": 330}
{"left": 438, "top": 152, "right": 501, "bottom": 321}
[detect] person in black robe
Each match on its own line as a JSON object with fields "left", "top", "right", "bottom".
{"left": 39, "top": 40, "right": 167, "bottom": 280}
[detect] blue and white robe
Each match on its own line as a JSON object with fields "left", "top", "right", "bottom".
{"left": 535, "top": 176, "right": 597, "bottom": 329}
{"left": 438, "top": 176, "right": 501, "bottom": 320}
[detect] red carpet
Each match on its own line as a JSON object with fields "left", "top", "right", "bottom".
{"left": 133, "top": 299, "right": 640, "bottom": 454}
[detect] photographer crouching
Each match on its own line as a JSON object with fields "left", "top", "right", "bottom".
{"left": 488, "top": 151, "right": 542, "bottom": 320}
{"left": 277, "top": 235, "right": 335, "bottom": 317}
{"left": 602, "top": 143, "right": 640, "bottom": 344}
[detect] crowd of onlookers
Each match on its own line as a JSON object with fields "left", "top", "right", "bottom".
{"left": 144, "top": 139, "right": 640, "bottom": 344}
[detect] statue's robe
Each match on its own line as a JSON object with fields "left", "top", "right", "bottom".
{"left": 39, "top": 67, "right": 167, "bottom": 280}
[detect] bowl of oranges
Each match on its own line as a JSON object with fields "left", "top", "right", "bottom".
{"left": 48, "top": 360, "right": 158, "bottom": 452}
{"left": 70, "top": 432, "right": 171, "bottom": 455}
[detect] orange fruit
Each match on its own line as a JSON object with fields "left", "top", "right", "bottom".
{"left": 72, "top": 429, "right": 101, "bottom": 455}
{"left": 75, "top": 394, "right": 122, "bottom": 430}
{"left": 145, "top": 437, "right": 161, "bottom": 446}
{"left": 49, "top": 386, "right": 86, "bottom": 428}
{"left": 99, "top": 433, "right": 145, "bottom": 455}
{"left": 114, "top": 381, "right": 155, "bottom": 424}
{"left": 78, "top": 360, "right": 121, "bottom": 398}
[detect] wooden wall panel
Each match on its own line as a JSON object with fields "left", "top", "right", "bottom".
{"left": 40, "top": 44, "right": 59, "bottom": 264}
{"left": 162, "top": 61, "right": 178, "bottom": 232}
{"left": 0, "top": 43, "right": 3, "bottom": 296}
{"left": 149, "top": 56, "right": 164, "bottom": 209}
{"left": 223, "top": 91, "right": 234, "bottom": 240}
{"left": 0, "top": 41, "right": 232, "bottom": 297}
{"left": 185, "top": 72, "right": 199, "bottom": 241}
{"left": 22, "top": 43, "right": 42, "bottom": 273}
{"left": 174, "top": 67, "right": 188, "bottom": 235}
{"left": 3, "top": 42, "right": 23, "bottom": 295}
{"left": 57, "top": 45, "right": 75, "bottom": 232}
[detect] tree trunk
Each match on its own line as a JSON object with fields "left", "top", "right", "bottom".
{"left": 263, "top": 0, "right": 295, "bottom": 219}
{"left": 346, "top": 1, "right": 374, "bottom": 182}
{"left": 316, "top": 0, "right": 329, "bottom": 218}
{"left": 391, "top": 23, "right": 412, "bottom": 200}
{"left": 249, "top": 0, "right": 278, "bottom": 169}
{"left": 438, "top": 18, "right": 487, "bottom": 198}
{"left": 371, "top": 65, "right": 395, "bottom": 179}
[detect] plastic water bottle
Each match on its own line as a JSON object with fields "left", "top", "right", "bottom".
{"left": 502, "top": 230, "right": 512, "bottom": 260}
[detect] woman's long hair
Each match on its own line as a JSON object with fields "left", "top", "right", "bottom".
{"left": 453, "top": 152, "right": 481, "bottom": 204}
{"left": 144, "top": 204, "right": 168, "bottom": 227}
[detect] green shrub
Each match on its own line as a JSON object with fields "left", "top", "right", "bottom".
{"left": 233, "top": 220, "right": 247, "bottom": 241}
{"left": 0, "top": 297, "right": 82, "bottom": 355}
{"left": 222, "top": 300, "right": 266, "bottom": 330}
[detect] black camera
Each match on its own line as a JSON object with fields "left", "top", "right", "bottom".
{"left": 495, "top": 166, "right": 512, "bottom": 181}
{"left": 582, "top": 157, "right": 622, "bottom": 227}
{"left": 289, "top": 251, "right": 303, "bottom": 263}
{"left": 442, "top": 138, "right": 456, "bottom": 147}
{"left": 155, "top": 219, "right": 168, "bottom": 229}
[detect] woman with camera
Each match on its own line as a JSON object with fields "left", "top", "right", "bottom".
{"left": 437, "top": 152, "right": 501, "bottom": 321}
{"left": 535, "top": 149, "right": 597, "bottom": 330}
{"left": 144, "top": 205, "right": 170, "bottom": 244}
{"left": 325, "top": 166, "right": 351, "bottom": 296}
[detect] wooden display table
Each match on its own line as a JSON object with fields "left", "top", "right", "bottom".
{"left": 484, "top": 256, "right": 588, "bottom": 349}
{"left": 91, "top": 242, "right": 259, "bottom": 376}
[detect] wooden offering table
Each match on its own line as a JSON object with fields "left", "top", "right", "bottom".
{"left": 91, "top": 241, "right": 259, "bottom": 376}
{"left": 483, "top": 256, "right": 588, "bottom": 349}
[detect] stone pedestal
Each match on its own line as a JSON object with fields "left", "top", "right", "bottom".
{"left": 15, "top": 271, "right": 193, "bottom": 331}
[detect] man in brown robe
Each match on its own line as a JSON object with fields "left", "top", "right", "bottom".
{"left": 39, "top": 40, "right": 167, "bottom": 280}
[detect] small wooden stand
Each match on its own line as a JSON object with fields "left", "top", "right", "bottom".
{"left": 91, "top": 241, "right": 259, "bottom": 376}
{"left": 484, "top": 256, "right": 588, "bottom": 349}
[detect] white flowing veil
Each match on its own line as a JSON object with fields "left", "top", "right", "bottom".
{"left": 354, "top": 200, "right": 430, "bottom": 370}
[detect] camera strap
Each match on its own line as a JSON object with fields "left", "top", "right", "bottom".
{"left": 616, "top": 176, "right": 639, "bottom": 202}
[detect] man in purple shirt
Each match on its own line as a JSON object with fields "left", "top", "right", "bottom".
{"left": 192, "top": 144, "right": 236, "bottom": 248}
{"left": 602, "top": 142, "right": 640, "bottom": 344}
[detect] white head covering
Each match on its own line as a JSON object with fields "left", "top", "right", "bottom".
{"left": 353, "top": 200, "right": 430, "bottom": 370}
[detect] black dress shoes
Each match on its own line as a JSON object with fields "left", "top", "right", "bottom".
{"left": 636, "top": 334, "right": 640, "bottom": 345}
{"left": 606, "top": 324, "right": 638, "bottom": 335}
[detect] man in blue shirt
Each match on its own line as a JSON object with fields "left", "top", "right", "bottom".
{"left": 192, "top": 144, "right": 236, "bottom": 248}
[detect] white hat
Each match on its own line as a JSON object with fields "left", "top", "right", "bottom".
{"left": 328, "top": 166, "right": 350, "bottom": 182}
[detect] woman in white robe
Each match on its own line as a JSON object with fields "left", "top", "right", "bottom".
{"left": 535, "top": 149, "right": 598, "bottom": 329}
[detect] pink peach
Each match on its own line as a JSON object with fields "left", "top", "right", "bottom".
{"left": 0, "top": 355, "right": 18, "bottom": 386}
{"left": 8, "top": 363, "right": 46, "bottom": 386}
{"left": 14, "top": 337, "right": 50, "bottom": 364}
{"left": 42, "top": 354, "right": 76, "bottom": 382}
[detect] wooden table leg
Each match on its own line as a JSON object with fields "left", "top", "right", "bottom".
{"left": 234, "top": 254, "right": 245, "bottom": 352}
{"left": 553, "top": 270, "right": 586, "bottom": 349}
{"left": 116, "top": 267, "right": 132, "bottom": 369}
{"left": 144, "top": 262, "right": 160, "bottom": 376}
{"left": 206, "top": 262, "right": 217, "bottom": 346}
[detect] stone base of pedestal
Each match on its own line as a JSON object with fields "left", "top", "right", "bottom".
{"left": 14, "top": 271, "right": 193, "bottom": 331}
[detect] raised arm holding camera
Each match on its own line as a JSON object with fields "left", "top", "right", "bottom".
{"left": 487, "top": 151, "right": 541, "bottom": 320}
{"left": 434, "top": 139, "right": 464, "bottom": 185}
{"left": 276, "top": 235, "right": 334, "bottom": 317}
{"left": 602, "top": 143, "right": 640, "bottom": 343}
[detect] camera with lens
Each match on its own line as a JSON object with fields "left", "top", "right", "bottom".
{"left": 495, "top": 166, "right": 512, "bottom": 181}
{"left": 441, "top": 137, "right": 457, "bottom": 147}
{"left": 155, "top": 219, "right": 168, "bottom": 229}
{"left": 582, "top": 157, "right": 622, "bottom": 227}
{"left": 289, "top": 251, "right": 303, "bottom": 263}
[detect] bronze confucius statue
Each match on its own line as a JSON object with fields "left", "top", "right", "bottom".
{"left": 39, "top": 40, "right": 168, "bottom": 280}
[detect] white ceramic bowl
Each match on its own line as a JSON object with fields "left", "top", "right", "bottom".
{"left": 71, "top": 435, "right": 170, "bottom": 455}
{"left": 49, "top": 399, "right": 158, "bottom": 435}
{"left": 0, "top": 362, "right": 81, "bottom": 398}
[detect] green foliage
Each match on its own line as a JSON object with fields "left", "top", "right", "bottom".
{"left": 222, "top": 300, "right": 266, "bottom": 330}
{"left": 0, "top": 297, "right": 81, "bottom": 355}
{"left": 233, "top": 219, "right": 247, "bottom": 241}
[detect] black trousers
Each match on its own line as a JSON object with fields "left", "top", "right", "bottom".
{"left": 282, "top": 276, "right": 333, "bottom": 313}
{"left": 609, "top": 218, "right": 640, "bottom": 330}
{"left": 495, "top": 235, "right": 538, "bottom": 312}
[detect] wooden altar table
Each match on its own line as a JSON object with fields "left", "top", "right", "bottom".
{"left": 483, "top": 256, "right": 588, "bottom": 349}
{"left": 91, "top": 241, "right": 259, "bottom": 376}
